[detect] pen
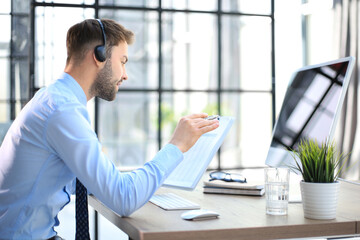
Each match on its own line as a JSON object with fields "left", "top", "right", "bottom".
{"left": 205, "top": 115, "right": 220, "bottom": 120}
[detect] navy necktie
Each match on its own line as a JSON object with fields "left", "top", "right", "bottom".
{"left": 75, "top": 178, "right": 90, "bottom": 240}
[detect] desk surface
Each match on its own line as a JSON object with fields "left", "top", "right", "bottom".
{"left": 89, "top": 172, "right": 360, "bottom": 240}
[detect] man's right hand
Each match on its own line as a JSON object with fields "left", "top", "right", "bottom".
{"left": 168, "top": 113, "right": 219, "bottom": 153}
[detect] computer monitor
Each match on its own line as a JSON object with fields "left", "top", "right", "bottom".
{"left": 265, "top": 57, "right": 355, "bottom": 170}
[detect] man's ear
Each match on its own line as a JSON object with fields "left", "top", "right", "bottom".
{"left": 92, "top": 51, "right": 105, "bottom": 67}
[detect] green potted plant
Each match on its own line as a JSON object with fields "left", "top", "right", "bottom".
{"left": 289, "top": 138, "right": 349, "bottom": 220}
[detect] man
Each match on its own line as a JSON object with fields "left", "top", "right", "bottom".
{"left": 0, "top": 19, "right": 219, "bottom": 239}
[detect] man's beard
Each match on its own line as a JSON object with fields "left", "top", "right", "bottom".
{"left": 90, "top": 60, "right": 118, "bottom": 101}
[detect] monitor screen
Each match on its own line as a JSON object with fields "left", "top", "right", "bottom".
{"left": 265, "top": 57, "right": 355, "bottom": 170}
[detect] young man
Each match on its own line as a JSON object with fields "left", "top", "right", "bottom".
{"left": 0, "top": 19, "right": 219, "bottom": 239}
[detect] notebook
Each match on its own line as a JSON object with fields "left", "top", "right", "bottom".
{"left": 203, "top": 178, "right": 265, "bottom": 196}
{"left": 203, "top": 186, "right": 265, "bottom": 196}
{"left": 163, "top": 116, "right": 234, "bottom": 190}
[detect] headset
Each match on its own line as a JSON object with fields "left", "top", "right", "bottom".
{"left": 94, "top": 19, "right": 107, "bottom": 62}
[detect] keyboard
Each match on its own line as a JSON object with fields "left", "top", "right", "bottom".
{"left": 149, "top": 193, "right": 201, "bottom": 210}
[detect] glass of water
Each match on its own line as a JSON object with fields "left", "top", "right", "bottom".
{"left": 264, "top": 168, "right": 290, "bottom": 215}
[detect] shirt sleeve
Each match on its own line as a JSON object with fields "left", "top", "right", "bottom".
{"left": 45, "top": 102, "right": 183, "bottom": 216}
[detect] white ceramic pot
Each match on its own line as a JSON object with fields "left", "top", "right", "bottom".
{"left": 300, "top": 181, "right": 340, "bottom": 220}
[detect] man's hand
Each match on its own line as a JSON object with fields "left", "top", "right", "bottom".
{"left": 169, "top": 113, "right": 220, "bottom": 153}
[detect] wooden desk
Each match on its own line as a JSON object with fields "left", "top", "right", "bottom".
{"left": 89, "top": 178, "right": 360, "bottom": 240}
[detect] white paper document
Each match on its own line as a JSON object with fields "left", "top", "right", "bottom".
{"left": 163, "top": 116, "right": 234, "bottom": 190}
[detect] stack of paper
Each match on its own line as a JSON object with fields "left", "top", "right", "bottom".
{"left": 203, "top": 179, "right": 265, "bottom": 196}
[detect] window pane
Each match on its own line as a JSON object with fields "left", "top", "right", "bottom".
{"left": 161, "top": 92, "right": 218, "bottom": 144}
{"left": 99, "top": 0, "right": 158, "bottom": 8}
{"left": 162, "top": 92, "right": 220, "bottom": 169}
{"left": 0, "top": 0, "right": 11, "bottom": 13}
{"left": 35, "top": 7, "right": 94, "bottom": 88}
{"left": 0, "top": 15, "right": 11, "bottom": 57}
{"left": 305, "top": 3, "right": 335, "bottom": 64}
{"left": 100, "top": 10, "right": 159, "bottom": 89}
{"left": 162, "top": 0, "right": 217, "bottom": 11}
{"left": 12, "top": 59, "right": 29, "bottom": 102}
{"left": 99, "top": 92, "right": 158, "bottom": 167}
{"left": 162, "top": 13, "right": 218, "bottom": 90}
{"left": 0, "top": 119, "right": 12, "bottom": 144}
{"left": 222, "top": 0, "right": 271, "bottom": 15}
{"left": 14, "top": 101, "right": 22, "bottom": 117}
{"left": 0, "top": 103, "right": 10, "bottom": 122}
{"left": 0, "top": 59, "right": 10, "bottom": 100}
{"left": 220, "top": 92, "right": 272, "bottom": 169}
{"left": 222, "top": 16, "right": 272, "bottom": 90}
{"left": 35, "top": 0, "right": 95, "bottom": 4}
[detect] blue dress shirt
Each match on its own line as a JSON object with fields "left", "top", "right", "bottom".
{"left": 0, "top": 73, "right": 183, "bottom": 239}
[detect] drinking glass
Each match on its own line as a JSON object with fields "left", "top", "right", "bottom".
{"left": 264, "top": 168, "right": 290, "bottom": 215}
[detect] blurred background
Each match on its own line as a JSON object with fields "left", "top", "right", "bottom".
{"left": 1, "top": 0, "right": 359, "bottom": 239}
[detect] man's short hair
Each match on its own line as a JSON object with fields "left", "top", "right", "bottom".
{"left": 66, "top": 18, "right": 134, "bottom": 64}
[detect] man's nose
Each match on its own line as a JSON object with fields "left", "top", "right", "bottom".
{"left": 122, "top": 70, "right": 128, "bottom": 81}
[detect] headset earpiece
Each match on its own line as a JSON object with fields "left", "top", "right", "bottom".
{"left": 94, "top": 19, "right": 106, "bottom": 62}
{"left": 94, "top": 45, "right": 106, "bottom": 62}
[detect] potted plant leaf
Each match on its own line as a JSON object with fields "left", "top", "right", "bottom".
{"left": 289, "top": 138, "right": 350, "bottom": 220}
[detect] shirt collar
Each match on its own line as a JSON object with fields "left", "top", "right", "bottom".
{"left": 59, "top": 72, "right": 88, "bottom": 107}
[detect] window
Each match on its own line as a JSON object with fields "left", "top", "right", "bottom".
{"left": 0, "top": 0, "right": 30, "bottom": 122}
{"left": 301, "top": 0, "right": 336, "bottom": 64}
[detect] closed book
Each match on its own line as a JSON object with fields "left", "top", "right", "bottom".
{"left": 203, "top": 186, "right": 265, "bottom": 196}
{"left": 203, "top": 179, "right": 264, "bottom": 190}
